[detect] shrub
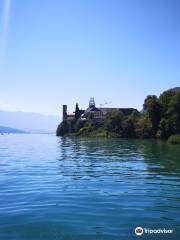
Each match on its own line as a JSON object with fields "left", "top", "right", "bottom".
{"left": 168, "top": 134, "right": 180, "bottom": 144}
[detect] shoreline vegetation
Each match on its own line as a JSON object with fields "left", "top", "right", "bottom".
{"left": 56, "top": 88, "right": 180, "bottom": 144}
{"left": 168, "top": 134, "right": 180, "bottom": 144}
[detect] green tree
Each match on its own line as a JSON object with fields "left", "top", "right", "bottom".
{"left": 105, "top": 110, "right": 124, "bottom": 134}
{"left": 143, "top": 95, "right": 163, "bottom": 135}
{"left": 159, "top": 90, "right": 176, "bottom": 114}
{"left": 156, "top": 118, "right": 172, "bottom": 139}
{"left": 122, "top": 119, "right": 136, "bottom": 137}
{"left": 136, "top": 115, "right": 153, "bottom": 138}
{"left": 168, "top": 93, "right": 180, "bottom": 134}
{"left": 122, "top": 111, "right": 139, "bottom": 137}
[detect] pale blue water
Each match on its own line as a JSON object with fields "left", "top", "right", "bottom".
{"left": 0, "top": 134, "right": 180, "bottom": 239}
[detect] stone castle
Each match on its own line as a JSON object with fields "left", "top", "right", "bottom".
{"left": 62, "top": 97, "right": 138, "bottom": 123}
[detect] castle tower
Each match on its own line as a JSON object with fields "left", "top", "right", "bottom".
{"left": 63, "top": 105, "right": 67, "bottom": 121}
{"left": 89, "top": 97, "right": 95, "bottom": 107}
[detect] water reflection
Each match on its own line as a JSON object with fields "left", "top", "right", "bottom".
{"left": 57, "top": 137, "right": 147, "bottom": 181}
{"left": 57, "top": 137, "right": 180, "bottom": 179}
{"left": 136, "top": 139, "right": 180, "bottom": 176}
{"left": 56, "top": 137, "right": 180, "bottom": 233}
{"left": 0, "top": 135, "right": 180, "bottom": 239}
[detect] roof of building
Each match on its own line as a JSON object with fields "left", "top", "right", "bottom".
{"left": 100, "top": 107, "right": 136, "bottom": 111}
{"left": 85, "top": 106, "right": 101, "bottom": 112}
{"left": 100, "top": 107, "right": 138, "bottom": 115}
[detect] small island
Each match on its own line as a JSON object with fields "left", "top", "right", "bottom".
{"left": 56, "top": 88, "right": 180, "bottom": 144}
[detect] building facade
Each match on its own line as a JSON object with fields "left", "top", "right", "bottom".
{"left": 62, "top": 98, "right": 138, "bottom": 123}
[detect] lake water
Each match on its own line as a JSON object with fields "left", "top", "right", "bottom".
{"left": 0, "top": 134, "right": 180, "bottom": 239}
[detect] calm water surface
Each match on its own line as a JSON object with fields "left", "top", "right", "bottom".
{"left": 0, "top": 134, "right": 180, "bottom": 239}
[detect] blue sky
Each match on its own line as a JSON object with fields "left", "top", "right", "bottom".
{"left": 0, "top": 0, "right": 179, "bottom": 115}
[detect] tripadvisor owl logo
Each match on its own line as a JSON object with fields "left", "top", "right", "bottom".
{"left": 135, "top": 227, "right": 143, "bottom": 236}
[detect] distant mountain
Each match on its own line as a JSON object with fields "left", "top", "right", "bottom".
{"left": 0, "top": 110, "right": 60, "bottom": 133}
{"left": 0, "top": 126, "right": 27, "bottom": 134}
{"left": 168, "top": 87, "right": 180, "bottom": 93}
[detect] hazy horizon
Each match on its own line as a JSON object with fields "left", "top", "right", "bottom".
{"left": 0, "top": 109, "right": 60, "bottom": 131}
{"left": 0, "top": 0, "right": 180, "bottom": 115}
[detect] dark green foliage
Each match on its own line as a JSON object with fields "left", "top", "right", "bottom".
{"left": 123, "top": 111, "right": 139, "bottom": 137}
{"left": 168, "top": 93, "right": 180, "bottom": 134}
{"left": 76, "top": 121, "right": 97, "bottom": 136}
{"left": 136, "top": 115, "right": 153, "bottom": 138}
{"left": 168, "top": 134, "right": 180, "bottom": 144}
{"left": 105, "top": 110, "right": 123, "bottom": 135}
{"left": 159, "top": 90, "right": 176, "bottom": 113}
{"left": 138, "top": 90, "right": 180, "bottom": 139}
{"left": 122, "top": 118, "right": 135, "bottom": 137}
{"left": 143, "top": 95, "right": 157, "bottom": 111}
{"left": 156, "top": 118, "right": 172, "bottom": 139}
{"left": 143, "top": 95, "right": 163, "bottom": 135}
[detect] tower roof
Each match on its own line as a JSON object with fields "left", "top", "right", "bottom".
{"left": 89, "top": 97, "right": 95, "bottom": 107}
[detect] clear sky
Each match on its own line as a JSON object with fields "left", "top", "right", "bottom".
{"left": 0, "top": 0, "right": 179, "bottom": 115}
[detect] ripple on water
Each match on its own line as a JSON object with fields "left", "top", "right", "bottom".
{"left": 0, "top": 135, "right": 180, "bottom": 239}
